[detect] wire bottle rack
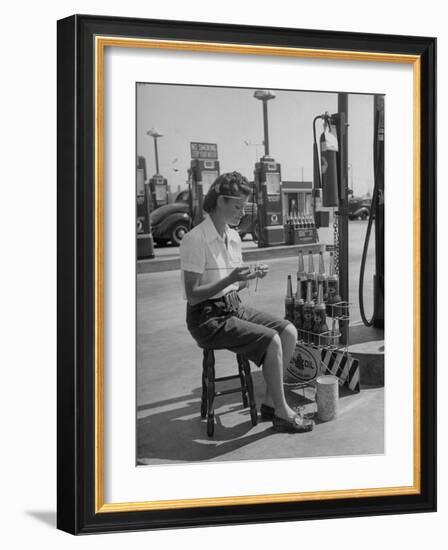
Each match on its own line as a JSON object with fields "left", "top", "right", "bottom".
{"left": 285, "top": 300, "right": 353, "bottom": 394}
{"left": 296, "top": 300, "right": 351, "bottom": 350}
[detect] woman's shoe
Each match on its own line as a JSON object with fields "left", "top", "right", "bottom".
{"left": 272, "top": 414, "right": 314, "bottom": 433}
{"left": 259, "top": 403, "right": 307, "bottom": 421}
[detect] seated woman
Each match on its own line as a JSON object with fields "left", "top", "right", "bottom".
{"left": 180, "top": 171, "right": 314, "bottom": 433}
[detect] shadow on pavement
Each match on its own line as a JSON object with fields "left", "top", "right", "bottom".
{"left": 137, "top": 370, "right": 318, "bottom": 463}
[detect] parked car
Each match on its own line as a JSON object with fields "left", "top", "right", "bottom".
{"left": 348, "top": 195, "right": 371, "bottom": 220}
{"left": 150, "top": 191, "right": 258, "bottom": 246}
{"left": 236, "top": 201, "right": 259, "bottom": 242}
{"left": 150, "top": 200, "right": 191, "bottom": 246}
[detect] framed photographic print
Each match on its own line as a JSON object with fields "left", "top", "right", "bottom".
{"left": 57, "top": 14, "right": 436, "bottom": 534}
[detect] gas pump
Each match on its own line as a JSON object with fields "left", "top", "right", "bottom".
{"left": 189, "top": 142, "right": 220, "bottom": 225}
{"left": 149, "top": 174, "right": 169, "bottom": 208}
{"left": 312, "top": 94, "right": 385, "bottom": 339}
{"left": 253, "top": 159, "right": 284, "bottom": 247}
{"left": 136, "top": 156, "right": 155, "bottom": 259}
{"left": 146, "top": 127, "right": 169, "bottom": 208}
{"left": 252, "top": 89, "right": 285, "bottom": 247}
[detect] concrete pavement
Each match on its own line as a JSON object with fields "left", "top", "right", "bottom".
{"left": 136, "top": 220, "right": 383, "bottom": 465}
{"left": 137, "top": 368, "right": 383, "bottom": 464}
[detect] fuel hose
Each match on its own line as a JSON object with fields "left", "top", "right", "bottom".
{"left": 358, "top": 105, "right": 381, "bottom": 327}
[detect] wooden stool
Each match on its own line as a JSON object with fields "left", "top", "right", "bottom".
{"left": 201, "top": 349, "right": 258, "bottom": 437}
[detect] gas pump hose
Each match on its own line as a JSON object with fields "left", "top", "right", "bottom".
{"left": 358, "top": 180, "right": 378, "bottom": 327}
{"left": 358, "top": 108, "right": 380, "bottom": 327}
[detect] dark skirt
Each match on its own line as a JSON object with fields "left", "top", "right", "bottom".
{"left": 186, "top": 291, "right": 291, "bottom": 366}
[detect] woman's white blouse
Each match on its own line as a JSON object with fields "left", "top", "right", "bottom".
{"left": 179, "top": 215, "right": 243, "bottom": 299}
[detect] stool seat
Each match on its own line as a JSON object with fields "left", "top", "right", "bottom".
{"left": 201, "top": 349, "right": 258, "bottom": 437}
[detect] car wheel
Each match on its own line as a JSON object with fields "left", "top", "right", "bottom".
{"left": 171, "top": 221, "right": 189, "bottom": 246}
{"left": 360, "top": 211, "right": 368, "bottom": 220}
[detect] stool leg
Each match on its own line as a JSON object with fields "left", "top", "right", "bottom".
{"left": 237, "top": 355, "right": 248, "bottom": 408}
{"left": 242, "top": 358, "right": 258, "bottom": 426}
{"left": 206, "top": 351, "right": 215, "bottom": 437}
{"left": 201, "top": 352, "right": 207, "bottom": 419}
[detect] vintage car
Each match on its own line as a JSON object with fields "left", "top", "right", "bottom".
{"left": 348, "top": 195, "right": 371, "bottom": 220}
{"left": 150, "top": 191, "right": 258, "bottom": 246}
{"left": 150, "top": 200, "right": 191, "bottom": 246}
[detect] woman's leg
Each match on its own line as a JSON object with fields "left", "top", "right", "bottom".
{"left": 280, "top": 323, "right": 298, "bottom": 368}
{"left": 188, "top": 305, "right": 298, "bottom": 420}
{"left": 262, "top": 333, "right": 298, "bottom": 420}
{"left": 263, "top": 323, "right": 297, "bottom": 407}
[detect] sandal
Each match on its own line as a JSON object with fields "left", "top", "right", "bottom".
{"left": 259, "top": 403, "right": 306, "bottom": 421}
{"left": 272, "top": 414, "right": 314, "bottom": 433}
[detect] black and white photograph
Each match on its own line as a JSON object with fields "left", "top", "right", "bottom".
{"left": 136, "top": 83, "right": 385, "bottom": 465}
{"left": 0, "top": 0, "right": 442, "bottom": 543}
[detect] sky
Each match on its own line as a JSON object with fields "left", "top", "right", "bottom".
{"left": 137, "top": 83, "right": 375, "bottom": 197}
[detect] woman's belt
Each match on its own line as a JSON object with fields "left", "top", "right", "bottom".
{"left": 202, "top": 290, "right": 240, "bottom": 312}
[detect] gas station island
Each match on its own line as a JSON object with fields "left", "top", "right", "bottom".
{"left": 136, "top": 87, "right": 384, "bottom": 464}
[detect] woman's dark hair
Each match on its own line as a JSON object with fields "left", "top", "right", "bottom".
{"left": 203, "top": 171, "right": 251, "bottom": 213}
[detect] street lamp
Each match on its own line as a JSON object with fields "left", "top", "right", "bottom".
{"left": 146, "top": 127, "right": 164, "bottom": 174}
{"left": 253, "top": 89, "right": 276, "bottom": 158}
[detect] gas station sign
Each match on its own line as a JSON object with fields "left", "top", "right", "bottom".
{"left": 190, "top": 142, "right": 218, "bottom": 160}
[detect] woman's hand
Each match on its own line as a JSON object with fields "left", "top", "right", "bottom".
{"left": 255, "top": 263, "right": 269, "bottom": 279}
{"left": 229, "top": 264, "right": 269, "bottom": 283}
{"left": 246, "top": 263, "right": 269, "bottom": 280}
{"left": 227, "top": 266, "right": 253, "bottom": 284}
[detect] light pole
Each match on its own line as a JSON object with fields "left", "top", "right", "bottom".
{"left": 146, "top": 127, "right": 163, "bottom": 174}
{"left": 253, "top": 90, "right": 276, "bottom": 158}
